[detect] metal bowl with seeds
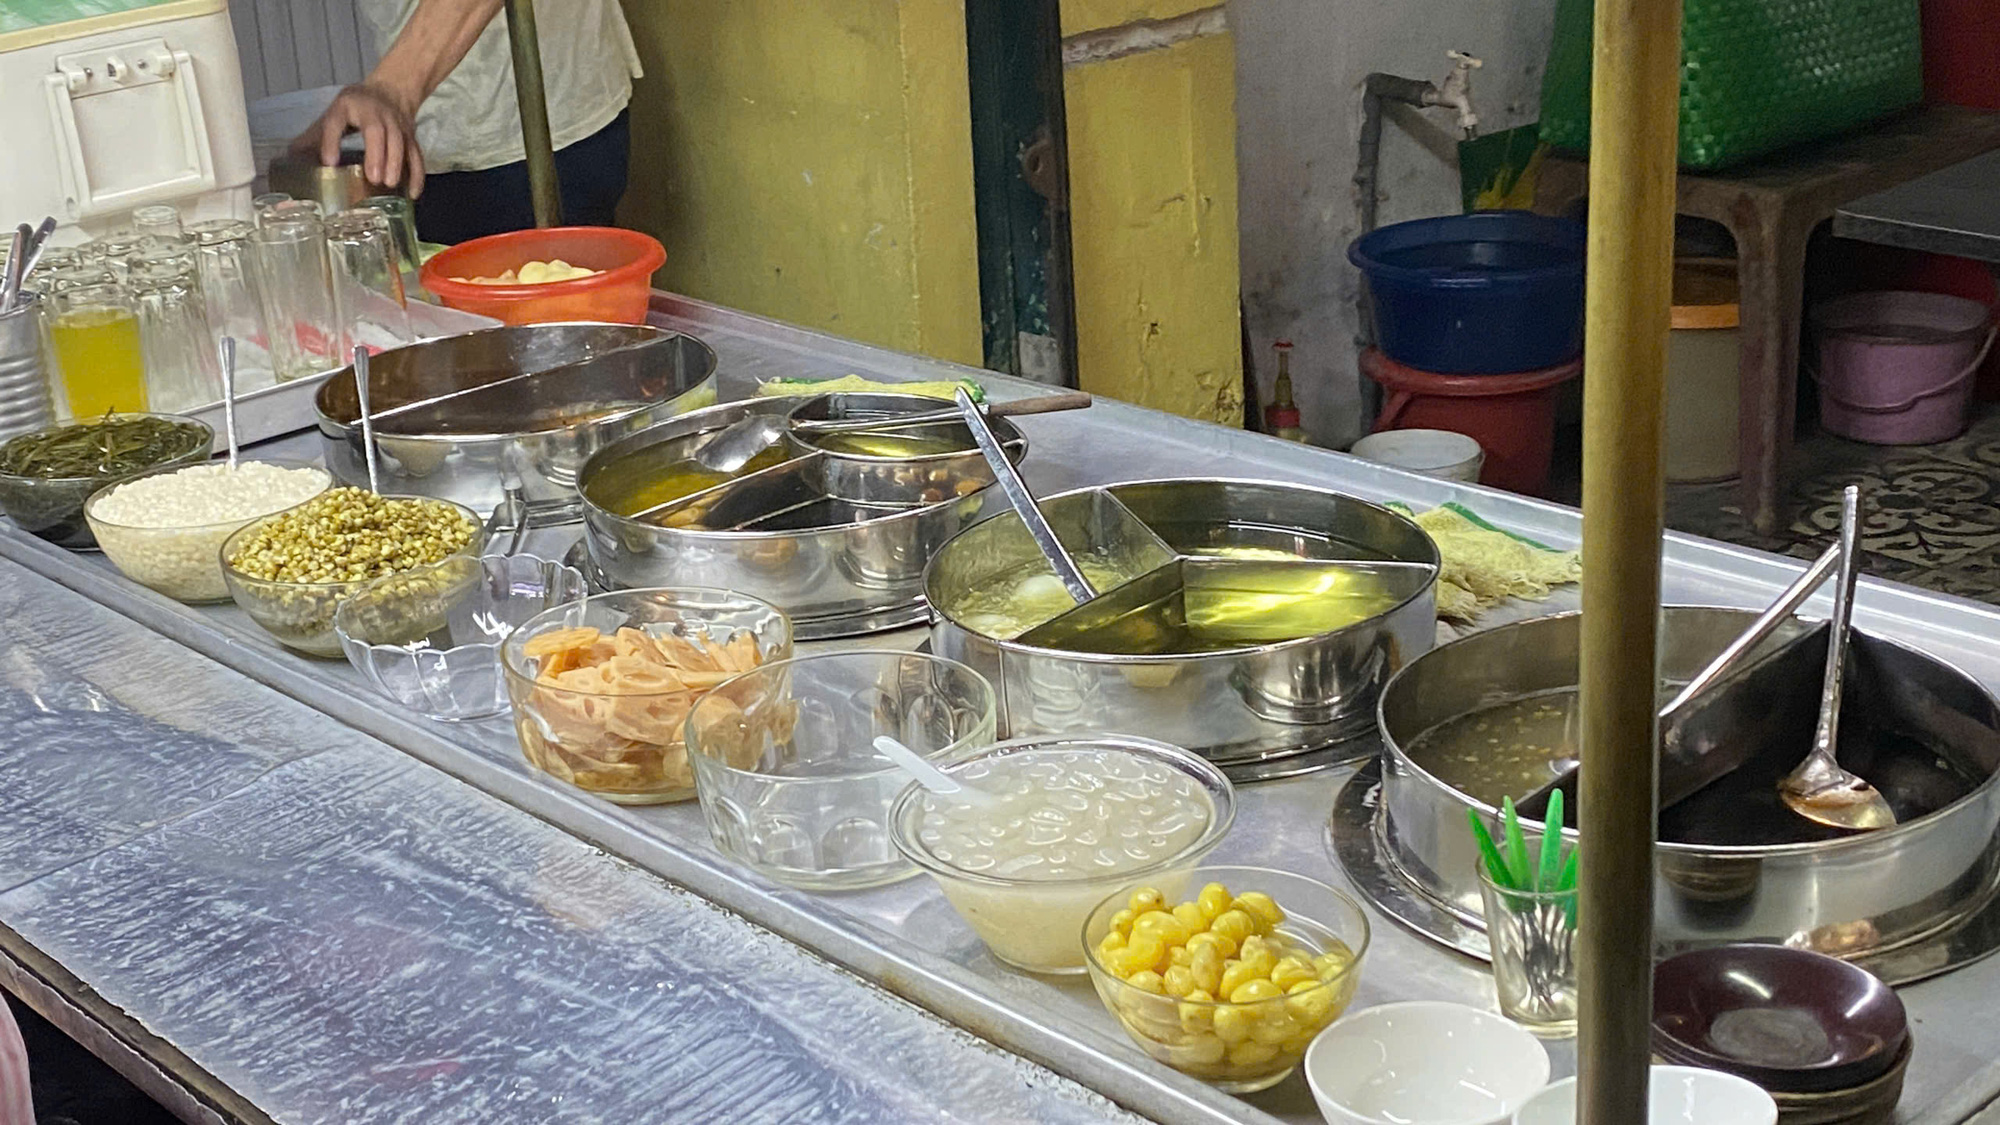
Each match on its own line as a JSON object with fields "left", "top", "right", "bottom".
{"left": 220, "top": 489, "right": 485, "bottom": 656}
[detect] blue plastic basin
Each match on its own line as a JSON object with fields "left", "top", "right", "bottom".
{"left": 1348, "top": 211, "right": 1586, "bottom": 374}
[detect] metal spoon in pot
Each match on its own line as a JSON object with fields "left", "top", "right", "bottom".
{"left": 1780, "top": 486, "right": 1897, "bottom": 832}
{"left": 689, "top": 391, "right": 1092, "bottom": 475}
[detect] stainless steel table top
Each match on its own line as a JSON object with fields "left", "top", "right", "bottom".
{"left": 7, "top": 291, "right": 2000, "bottom": 1122}
{"left": 1835, "top": 149, "right": 2000, "bottom": 264}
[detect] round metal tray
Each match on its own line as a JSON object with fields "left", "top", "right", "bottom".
{"left": 1329, "top": 760, "right": 2000, "bottom": 986}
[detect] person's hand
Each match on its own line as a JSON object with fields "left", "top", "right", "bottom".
{"left": 291, "top": 82, "right": 427, "bottom": 197}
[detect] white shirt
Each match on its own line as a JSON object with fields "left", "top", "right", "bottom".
{"left": 356, "top": 0, "right": 642, "bottom": 174}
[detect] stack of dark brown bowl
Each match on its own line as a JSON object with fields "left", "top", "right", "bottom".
{"left": 1653, "top": 945, "right": 1911, "bottom": 1123}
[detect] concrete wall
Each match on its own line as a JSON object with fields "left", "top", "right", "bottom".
{"left": 1231, "top": 0, "right": 1560, "bottom": 447}
{"left": 1064, "top": 5, "right": 1245, "bottom": 426}
{"left": 619, "top": 0, "right": 983, "bottom": 366}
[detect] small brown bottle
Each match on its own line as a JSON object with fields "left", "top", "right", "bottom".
{"left": 1264, "top": 339, "right": 1310, "bottom": 443}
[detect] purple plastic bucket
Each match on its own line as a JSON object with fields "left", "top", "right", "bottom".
{"left": 1811, "top": 291, "right": 1996, "bottom": 445}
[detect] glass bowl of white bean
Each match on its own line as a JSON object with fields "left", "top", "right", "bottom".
{"left": 220, "top": 488, "right": 485, "bottom": 657}
{"left": 85, "top": 459, "right": 332, "bottom": 604}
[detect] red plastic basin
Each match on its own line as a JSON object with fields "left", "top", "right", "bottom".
{"left": 421, "top": 226, "right": 666, "bottom": 325}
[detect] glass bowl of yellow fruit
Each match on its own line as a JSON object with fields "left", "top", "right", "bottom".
{"left": 1082, "top": 866, "right": 1370, "bottom": 1093}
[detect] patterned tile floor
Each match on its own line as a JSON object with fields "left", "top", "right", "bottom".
{"left": 1665, "top": 404, "right": 2000, "bottom": 604}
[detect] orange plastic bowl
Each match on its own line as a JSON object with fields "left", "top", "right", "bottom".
{"left": 420, "top": 226, "right": 666, "bottom": 325}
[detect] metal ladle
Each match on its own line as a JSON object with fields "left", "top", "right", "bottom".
{"left": 690, "top": 391, "right": 1092, "bottom": 475}
{"left": 218, "top": 336, "right": 240, "bottom": 469}
{"left": 352, "top": 345, "right": 382, "bottom": 493}
{"left": 952, "top": 386, "right": 1096, "bottom": 603}
{"left": 1780, "top": 486, "right": 1896, "bottom": 832}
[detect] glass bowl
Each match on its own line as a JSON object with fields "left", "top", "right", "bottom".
{"left": 0, "top": 412, "right": 213, "bottom": 548}
{"left": 1083, "top": 865, "right": 1370, "bottom": 1094}
{"left": 335, "top": 552, "right": 585, "bottom": 721}
{"left": 889, "top": 734, "right": 1235, "bottom": 974}
{"left": 501, "top": 587, "right": 793, "bottom": 805}
{"left": 684, "top": 650, "right": 997, "bottom": 891}
{"left": 84, "top": 459, "right": 331, "bottom": 603}
{"left": 219, "top": 494, "right": 486, "bottom": 657}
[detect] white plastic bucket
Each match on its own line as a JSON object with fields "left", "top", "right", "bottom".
{"left": 1350, "top": 428, "right": 1485, "bottom": 482}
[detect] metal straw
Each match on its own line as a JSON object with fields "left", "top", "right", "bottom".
{"left": 218, "top": 336, "right": 241, "bottom": 470}
{"left": 352, "top": 345, "right": 382, "bottom": 493}
{"left": 0, "top": 226, "right": 27, "bottom": 313}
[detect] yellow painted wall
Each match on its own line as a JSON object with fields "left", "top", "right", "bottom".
{"left": 618, "top": 0, "right": 983, "bottom": 366}
{"left": 1065, "top": 28, "right": 1243, "bottom": 425}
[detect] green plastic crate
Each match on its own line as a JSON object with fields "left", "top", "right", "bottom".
{"left": 1539, "top": 0, "right": 1923, "bottom": 171}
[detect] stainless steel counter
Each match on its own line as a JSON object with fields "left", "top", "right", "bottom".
{"left": 6, "top": 291, "right": 2000, "bottom": 1122}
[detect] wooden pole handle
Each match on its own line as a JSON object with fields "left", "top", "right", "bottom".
{"left": 990, "top": 391, "right": 1093, "bottom": 417}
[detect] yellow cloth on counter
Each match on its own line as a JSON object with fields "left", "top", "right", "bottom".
{"left": 755, "top": 375, "right": 984, "bottom": 401}
{"left": 1405, "top": 504, "right": 1581, "bottom": 622}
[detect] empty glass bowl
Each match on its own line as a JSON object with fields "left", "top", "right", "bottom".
{"left": 335, "top": 552, "right": 585, "bottom": 721}
{"left": 502, "top": 588, "right": 794, "bottom": 805}
{"left": 685, "top": 650, "right": 997, "bottom": 890}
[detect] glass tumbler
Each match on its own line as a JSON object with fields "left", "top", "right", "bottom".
{"left": 262, "top": 199, "right": 323, "bottom": 227}
{"left": 131, "top": 204, "right": 184, "bottom": 241}
{"left": 684, "top": 649, "right": 999, "bottom": 890}
{"left": 128, "top": 256, "right": 221, "bottom": 412}
{"left": 325, "top": 210, "right": 411, "bottom": 353}
{"left": 1477, "top": 854, "right": 1578, "bottom": 1038}
{"left": 249, "top": 218, "right": 340, "bottom": 381}
{"left": 251, "top": 192, "right": 292, "bottom": 220}
{"left": 360, "top": 195, "right": 422, "bottom": 278}
{"left": 47, "top": 283, "right": 147, "bottom": 417}
{"left": 190, "top": 219, "right": 276, "bottom": 391}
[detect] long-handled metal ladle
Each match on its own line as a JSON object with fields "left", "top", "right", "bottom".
{"left": 352, "top": 345, "right": 382, "bottom": 493}
{"left": 952, "top": 386, "right": 1096, "bottom": 603}
{"left": 217, "top": 336, "right": 241, "bottom": 469}
{"left": 1780, "top": 485, "right": 1896, "bottom": 831}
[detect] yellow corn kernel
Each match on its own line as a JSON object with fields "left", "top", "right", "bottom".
{"left": 1251, "top": 1013, "right": 1299, "bottom": 1047}
{"left": 1285, "top": 980, "right": 1335, "bottom": 1027}
{"left": 1314, "top": 948, "right": 1355, "bottom": 982}
{"left": 1168, "top": 945, "right": 1193, "bottom": 968}
{"left": 1132, "top": 910, "right": 1191, "bottom": 947}
{"left": 1172, "top": 901, "right": 1208, "bottom": 933}
{"left": 1098, "top": 931, "right": 1127, "bottom": 957}
{"left": 1210, "top": 909, "right": 1256, "bottom": 945}
{"left": 1227, "top": 1040, "right": 1280, "bottom": 1070}
{"left": 1109, "top": 908, "right": 1136, "bottom": 937}
{"left": 1270, "top": 956, "right": 1316, "bottom": 991}
{"left": 1127, "top": 969, "right": 1166, "bottom": 995}
{"left": 1212, "top": 1004, "right": 1255, "bottom": 1045}
{"left": 1173, "top": 1033, "right": 1228, "bottom": 1068}
{"left": 1228, "top": 978, "right": 1283, "bottom": 1005}
{"left": 1197, "top": 882, "right": 1233, "bottom": 923}
{"left": 1237, "top": 949, "right": 1278, "bottom": 984}
{"left": 1190, "top": 943, "right": 1223, "bottom": 994}
{"left": 1218, "top": 958, "right": 1264, "bottom": 999}
{"left": 1128, "top": 887, "right": 1165, "bottom": 914}
{"left": 1179, "top": 992, "right": 1216, "bottom": 1034}
{"left": 1237, "top": 935, "right": 1274, "bottom": 963}
{"left": 1186, "top": 930, "right": 1237, "bottom": 959}
{"left": 1233, "top": 891, "right": 1285, "bottom": 931}
{"left": 1109, "top": 939, "right": 1164, "bottom": 979}
{"left": 1124, "top": 1002, "right": 1183, "bottom": 1044}
{"left": 1163, "top": 965, "right": 1198, "bottom": 998}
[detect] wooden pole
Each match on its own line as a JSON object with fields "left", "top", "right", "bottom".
{"left": 501, "top": 0, "right": 563, "bottom": 228}
{"left": 1576, "top": 0, "right": 1681, "bottom": 1116}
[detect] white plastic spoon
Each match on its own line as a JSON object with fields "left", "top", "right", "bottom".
{"left": 873, "top": 735, "right": 997, "bottom": 808}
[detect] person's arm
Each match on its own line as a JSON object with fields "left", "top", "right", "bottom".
{"left": 293, "top": 0, "right": 506, "bottom": 197}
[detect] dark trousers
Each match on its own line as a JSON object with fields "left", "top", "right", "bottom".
{"left": 414, "top": 109, "right": 630, "bottom": 243}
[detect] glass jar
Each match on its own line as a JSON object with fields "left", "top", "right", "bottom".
{"left": 325, "top": 210, "right": 412, "bottom": 354}
{"left": 47, "top": 283, "right": 148, "bottom": 417}
{"left": 129, "top": 256, "right": 221, "bottom": 413}
{"left": 249, "top": 218, "right": 340, "bottom": 381}
{"left": 189, "top": 219, "right": 276, "bottom": 392}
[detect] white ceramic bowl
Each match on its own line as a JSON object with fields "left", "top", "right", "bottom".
{"left": 1510, "top": 1066, "right": 1777, "bottom": 1125}
{"left": 1305, "top": 1001, "right": 1550, "bottom": 1125}
{"left": 1350, "top": 429, "right": 1484, "bottom": 483}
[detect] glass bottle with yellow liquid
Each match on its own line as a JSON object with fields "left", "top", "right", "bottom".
{"left": 49, "top": 284, "right": 147, "bottom": 418}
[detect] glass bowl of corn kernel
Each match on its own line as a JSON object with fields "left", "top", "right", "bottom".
{"left": 1082, "top": 866, "right": 1371, "bottom": 1093}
